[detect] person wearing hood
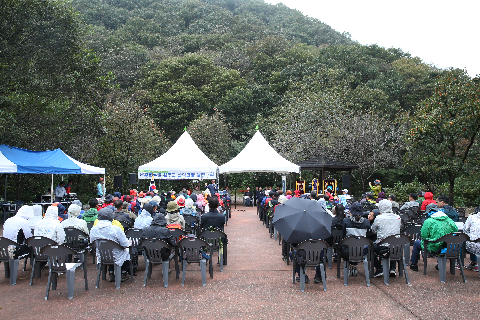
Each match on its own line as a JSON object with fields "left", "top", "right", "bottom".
{"left": 421, "top": 192, "right": 436, "bottom": 211}
{"left": 72, "top": 200, "right": 84, "bottom": 218}
{"left": 436, "top": 195, "right": 458, "bottom": 222}
{"left": 56, "top": 203, "right": 67, "bottom": 221}
{"left": 371, "top": 199, "right": 401, "bottom": 277}
{"left": 375, "top": 191, "right": 386, "bottom": 203}
{"left": 28, "top": 205, "right": 43, "bottom": 230}
{"left": 342, "top": 202, "right": 370, "bottom": 239}
{"left": 141, "top": 214, "right": 176, "bottom": 248}
{"left": 90, "top": 208, "right": 131, "bottom": 282}
{"left": 463, "top": 207, "right": 480, "bottom": 271}
{"left": 409, "top": 205, "right": 458, "bottom": 271}
{"left": 318, "top": 197, "right": 334, "bottom": 217}
{"left": 34, "top": 206, "right": 66, "bottom": 245}
{"left": 181, "top": 198, "right": 198, "bottom": 217}
{"left": 3, "top": 205, "right": 34, "bottom": 243}
{"left": 201, "top": 196, "right": 225, "bottom": 232}
{"left": 61, "top": 204, "right": 89, "bottom": 235}
{"left": 93, "top": 206, "right": 125, "bottom": 232}
{"left": 82, "top": 199, "right": 99, "bottom": 222}
{"left": 166, "top": 201, "right": 185, "bottom": 231}
{"left": 134, "top": 203, "right": 154, "bottom": 229}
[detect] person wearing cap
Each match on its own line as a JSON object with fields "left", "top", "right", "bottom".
{"left": 101, "top": 194, "right": 114, "bottom": 210}
{"left": 90, "top": 208, "right": 131, "bottom": 282}
{"left": 166, "top": 201, "right": 185, "bottom": 231}
{"left": 122, "top": 200, "right": 137, "bottom": 221}
{"left": 294, "top": 189, "right": 301, "bottom": 197}
{"left": 201, "top": 196, "right": 225, "bottom": 232}
{"left": 61, "top": 204, "right": 89, "bottom": 235}
{"left": 369, "top": 180, "right": 382, "bottom": 199}
{"left": 176, "top": 196, "right": 186, "bottom": 209}
{"left": 141, "top": 214, "right": 176, "bottom": 249}
{"left": 416, "top": 191, "right": 425, "bottom": 205}
{"left": 371, "top": 199, "right": 401, "bottom": 277}
{"left": 409, "top": 203, "right": 458, "bottom": 271}
{"left": 97, "top": 177, "right": 105, "bottom": 199}
{"left": 35, "top": 206, "right": 66, "bottom": 245}
{"left": 56, "top": 203, "right": 67, "bottom": 221}
{"left": 400, "top": 193, "right": 420, "bottom": 211}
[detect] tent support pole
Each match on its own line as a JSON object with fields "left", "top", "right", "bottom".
{"left": 51, "top": 174, "right": 54, "bottom": 203}
{"left": 103, "top": 174, "right": 106, "bottom": 200}
{"left": 4, "top": 174, "right": 7, "bottom": 202}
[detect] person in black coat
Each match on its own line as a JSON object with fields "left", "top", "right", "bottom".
{"left": 141, "top": 214, "right": 176, "bottom": 247}
{"left": 201, "top": 196, "right": 225, "bottom": 232}
{"left": 113, "top": 200, "right": 133, "bottom": 227}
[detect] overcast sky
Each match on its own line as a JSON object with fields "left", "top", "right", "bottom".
{"left": 265, "top": 0, "right": 479, "bottom": 77}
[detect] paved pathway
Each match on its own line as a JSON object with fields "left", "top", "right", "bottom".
{"left": 1, "top": 207, "right": 480, "bottom": 319}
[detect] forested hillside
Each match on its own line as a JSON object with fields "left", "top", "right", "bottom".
{"left": 1, "top": 0, "right": 479, "bottom": 205}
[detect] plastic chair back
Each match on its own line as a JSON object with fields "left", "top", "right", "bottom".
{"left": 436, "top": 232, "right": 469, "bottom": 259}
{"left": 296, "top": 239, "right": 329, "bottom": 267}
{"left": 339, "top": 236, "right": 373, "bottom": 262}
{"left": 41, "top": 245, "right": 78, "bottom": 273}
{"left": 183, "top": 215, "right": 199, "bottom": 234}
{"left": 95, "top": 239, "right": 124, "bottom": 264}
{"left": 125, "top": 228, "right": 143, "bottom": 249}
{"left": 27, "top": 236, "right": 56, "bottom": 261}
{"left": 199, "top": 229, "right": 226, "bottom": 251}
{"left": 86, "top": 222, "right": 94, "bottom": 231}
{"left": 403, "top": 224, "right": 422, "bottom": 245}
{"left": 64, "top": 228, "right": 89, "bottom": 252}
{"left": 378, "top": 234, "right": 411, "bottom": 260}
{"left": 142, "top": 239, "right": 171, "bottom": 264}
{"left": 331, "top": 228, "right": 343, "bottom": 245}
{"left": 178, "top": 237, "right": 210, "bottom": 263}
{"left": 168, "top": 229, "right": 187, "bottom": 244}
{"left": 0, "top": 237, "right": 18, "bottom": 262}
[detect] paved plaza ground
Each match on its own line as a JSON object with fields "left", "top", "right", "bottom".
{"left": 1, "top": 206, "right": 479, "bottom": 319}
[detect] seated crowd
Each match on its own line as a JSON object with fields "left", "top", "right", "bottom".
{"left": 3, "top": 187, "right": 228, "bottom": 283}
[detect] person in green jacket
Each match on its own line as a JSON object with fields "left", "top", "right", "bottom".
{"left": 409, "top": 205, "right": 458, "bottom": 271}
{"left": 369, "top": 179, "right": 382, "bottom": 199}
{"left": 82, "top": 198, "right": 99, "bottom": 222}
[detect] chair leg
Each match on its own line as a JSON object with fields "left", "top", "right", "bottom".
{"left": 292, "top": 257, "right": 296, "bottom": 284}
{"left": 450, "top": 258, "right": 455, "bottom": 276}
{"left": 320, "top": 262, "right": 327, "bottom": 292}
{"left": 52, "top": 272, "right": 57, "bottom": 290}
{"left": 438, "top": 256, "right": 446, "bottom": 283}
{"left": 9, "top": 259, "right": 19, "bottom": 286}
{"left": 402, "top": 257, "right": 410, "bottom": 284}
{"left": 327, "top": 247, "right": 333, "bottom": 269}
{"left": 300, "top": 266, "right": 305, "bottom": 292}
{"left": 423, "top": 249, "right": 428, "bottom": 275}
{"left": 162, "top": 261, "right": 169, "bottom": 288}
{"left": 337, "top": 254, "right": 341, "bottom": 279}
{"left": 343, "top": 261, "right": 349, "bottom": 286}
{"left": 201, "top": 259, "right": 207, "bottom": 287}
{"left": 181, "top": 260, "right": 186, "bottom": 286}
{"left": 96, "top": 264, "right": 102, "bottom": 288}
{"left": 382, "top": 258, "right": 389, "bottom": 285}
{"left": 4, "top": 261, "right": 10, "bottom": 278}
{"left": 274, "top": 227, "right": 277, "bottom": 241}
{"left": 219, "top": 248, "right": 224, "bottom": 272}
{"left": 143, "top": 261, "right": 149, "bottom": 287}
{"left": 45, "top": 269, "right": 52, "bottom": 300}
{"left": 30, "top": 258, "right": 36, "bottom": 285}
{"left": 114, "top": 264, "right": 121, "bottom": 289}
{"left": 66, "top": 270, "right": 75, "bottom": 300}
{"left": 458, "top": 256, "right": 467, "bottom": 283}
{"left": 130, "top": 259, "right": 134, "bottom": 282}
{"left": 363, "top": 256, "right": 370, "bottom": 287}
{"left": 223, "top": 244, "right": 227, "bottom": 266}
{"left": 23, "top": 257, "right": 27, "bottom": 271}
{"left": 175, "top": 247, "right": 180, "bottom": 280}
{"left": 209, "top": 248, "right": 213, "bottom": 279}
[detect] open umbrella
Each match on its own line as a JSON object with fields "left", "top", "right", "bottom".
{"left": 272, "top": 197, "right": 331, "bottom": 244}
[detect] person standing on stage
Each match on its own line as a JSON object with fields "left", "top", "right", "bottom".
{"left": 55, "top": 181, "right": 67, "bottom": 202}
{"left": 97, "top": 177, "right": 105, "bottom": 199}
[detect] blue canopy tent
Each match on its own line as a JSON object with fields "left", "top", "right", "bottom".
{"left": 0, "top": 145, "right": 105, "bottom": 202}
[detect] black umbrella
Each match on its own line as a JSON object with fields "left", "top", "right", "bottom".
{"left": 272, "top": 197, "right": 332, "bottom": 244}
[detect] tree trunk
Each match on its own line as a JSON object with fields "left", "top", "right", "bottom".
{"left": 448, "top": 175, "right": 455, "bottom": 207}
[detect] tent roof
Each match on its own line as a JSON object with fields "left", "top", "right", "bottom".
{"left": 0, "top": 145, "right": 105, "bottom": 174}
{"left": 138, "top": 131, "right": 218, "bottom": 174}
{"left": 0, "top": 151, "right": 17, "bottom": 173}
{"left": 297, "top": 156, "right": 358, "bottom": 171}
{"left": 219, "top": 131, "right": 299, "bottom": 174}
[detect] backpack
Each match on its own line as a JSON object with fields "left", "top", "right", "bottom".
{"left": 296, "top": 249, "right": 307, "bottom": 268}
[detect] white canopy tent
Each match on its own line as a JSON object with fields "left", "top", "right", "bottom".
{"left": 219, "top": 130, "right": 300, "bottom": 174}
{"left": 138, "top": 131, "right": 218, "bottom": 180}
{"left": 0, "top": 151, "right": 17, "bottom": 173}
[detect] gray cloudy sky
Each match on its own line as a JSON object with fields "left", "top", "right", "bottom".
{"left": 266, "top": 0, "right": 479, "bottom": 77}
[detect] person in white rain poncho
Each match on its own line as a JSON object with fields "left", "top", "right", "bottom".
{"left": 34, "top": 206, "right": 66, "bottom": 245}
{"left": 61, "top": 204, "right": 89, "bottom": 235}
{"left": 28, "top": 205, "right": 43, "bottom": 230}
{"left": 3, "top": 205, "right": 33, "bottom": 243}
{"left": 89, "top": 208, "right": 131, "bottom": 281}
{"left": 134, "top": 203, "right": 154, "bottom": 229}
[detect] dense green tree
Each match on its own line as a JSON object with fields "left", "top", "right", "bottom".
{"left": 404, "top": 69, "right": 480, "bottom": 204}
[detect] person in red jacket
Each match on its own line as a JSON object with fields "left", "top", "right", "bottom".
{"left": 421, "top": 192, "right": 436, "bottom": 211}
